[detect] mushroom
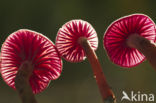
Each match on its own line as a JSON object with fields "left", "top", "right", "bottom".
{"left": 104, "top": 14, "right": 156, "bottom": 68}
{"left": 0, "top": 29, "right": 62, "bottom": 103}
{"left": 56, "top": 20, "right": 116, "bottom": 102}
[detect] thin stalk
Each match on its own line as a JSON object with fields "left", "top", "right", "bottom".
{"left": 15, "top": 61, "right": 37, "bottom": 103}
{"left": 127, "top": 34, "right": 156, "bottom": 70}
{"left": 78, "top": 37, "right": 116, "bottom": 103}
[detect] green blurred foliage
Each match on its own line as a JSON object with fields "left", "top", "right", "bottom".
{"left": 0, "top": 0, "right": 156, "bottom": 103}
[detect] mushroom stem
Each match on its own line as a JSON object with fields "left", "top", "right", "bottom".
{"left": 127, "top": 34, "right": 156, "bottom": 70}
{"left": 15, "top": 61, "right": 37, "bottom": 103}
{"left": 78, "top": 37, "right": 116, "bottom": 103}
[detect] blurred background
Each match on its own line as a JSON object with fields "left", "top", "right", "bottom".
{"left": 0, "top": 0, "right": 156, "bottom": 103}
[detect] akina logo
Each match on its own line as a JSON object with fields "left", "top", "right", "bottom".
{"left": 121, "top": 91, "right": 155, "bottom": 102}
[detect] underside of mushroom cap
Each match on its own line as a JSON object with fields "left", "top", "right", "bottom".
{"left": 104, "top": 14, "right": 156, "bottom": 68}
{"left": 0, "top": 29, "right": 62, "bottom": 94}
{"left": 56, "top": 20, "right": 98, "bottom": 62}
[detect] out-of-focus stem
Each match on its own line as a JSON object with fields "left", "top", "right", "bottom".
{"left": 78, "top": 37, "right": 116, "bottom": 103}
{"left": 15, "top": 61, "right": 37, "bottom": 103}
{"left": 127, "top": 34, "right": 156, "bottom": 70}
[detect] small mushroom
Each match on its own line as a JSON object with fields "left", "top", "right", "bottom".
{"left": 56, "top": 20, "right": 116, "bottom": 103}
{"left": 0, "top": 29, "right": 62, "bottom": 103}
{"left": 104, "top": 14, "right": 156, "bottom": 68}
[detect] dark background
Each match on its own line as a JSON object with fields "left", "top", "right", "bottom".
{"left": 0, "top": 0, "right": 156, "bottom": 103}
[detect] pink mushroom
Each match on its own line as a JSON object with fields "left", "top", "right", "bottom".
{"left": 56, "top": 20, "right": 116, "bottom": 102}
{"left": 56, "top": 20, "right": 98, "bottom": 62}
{"left": 104, "top": 14, "right": 156, "bottom": 68}
{"left": 0, "top": 29, "right": 62, "bottom": 103}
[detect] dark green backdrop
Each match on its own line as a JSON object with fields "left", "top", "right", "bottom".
{"left": 0, "top": 0, "right": 156, "bottom": 103}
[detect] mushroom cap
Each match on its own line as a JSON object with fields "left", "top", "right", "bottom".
{"left": 104, "top": 14, "right": 156, "bottom": 68}
{"left": 55, "top": 20, "right": 98, "bottom": 62}
{"left": 0, "top": 29, "right": 62, "bottom": 94}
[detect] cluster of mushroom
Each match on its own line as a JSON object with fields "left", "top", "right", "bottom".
{"left": 0, "top": 13, "right": 156, "bottom": 103}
